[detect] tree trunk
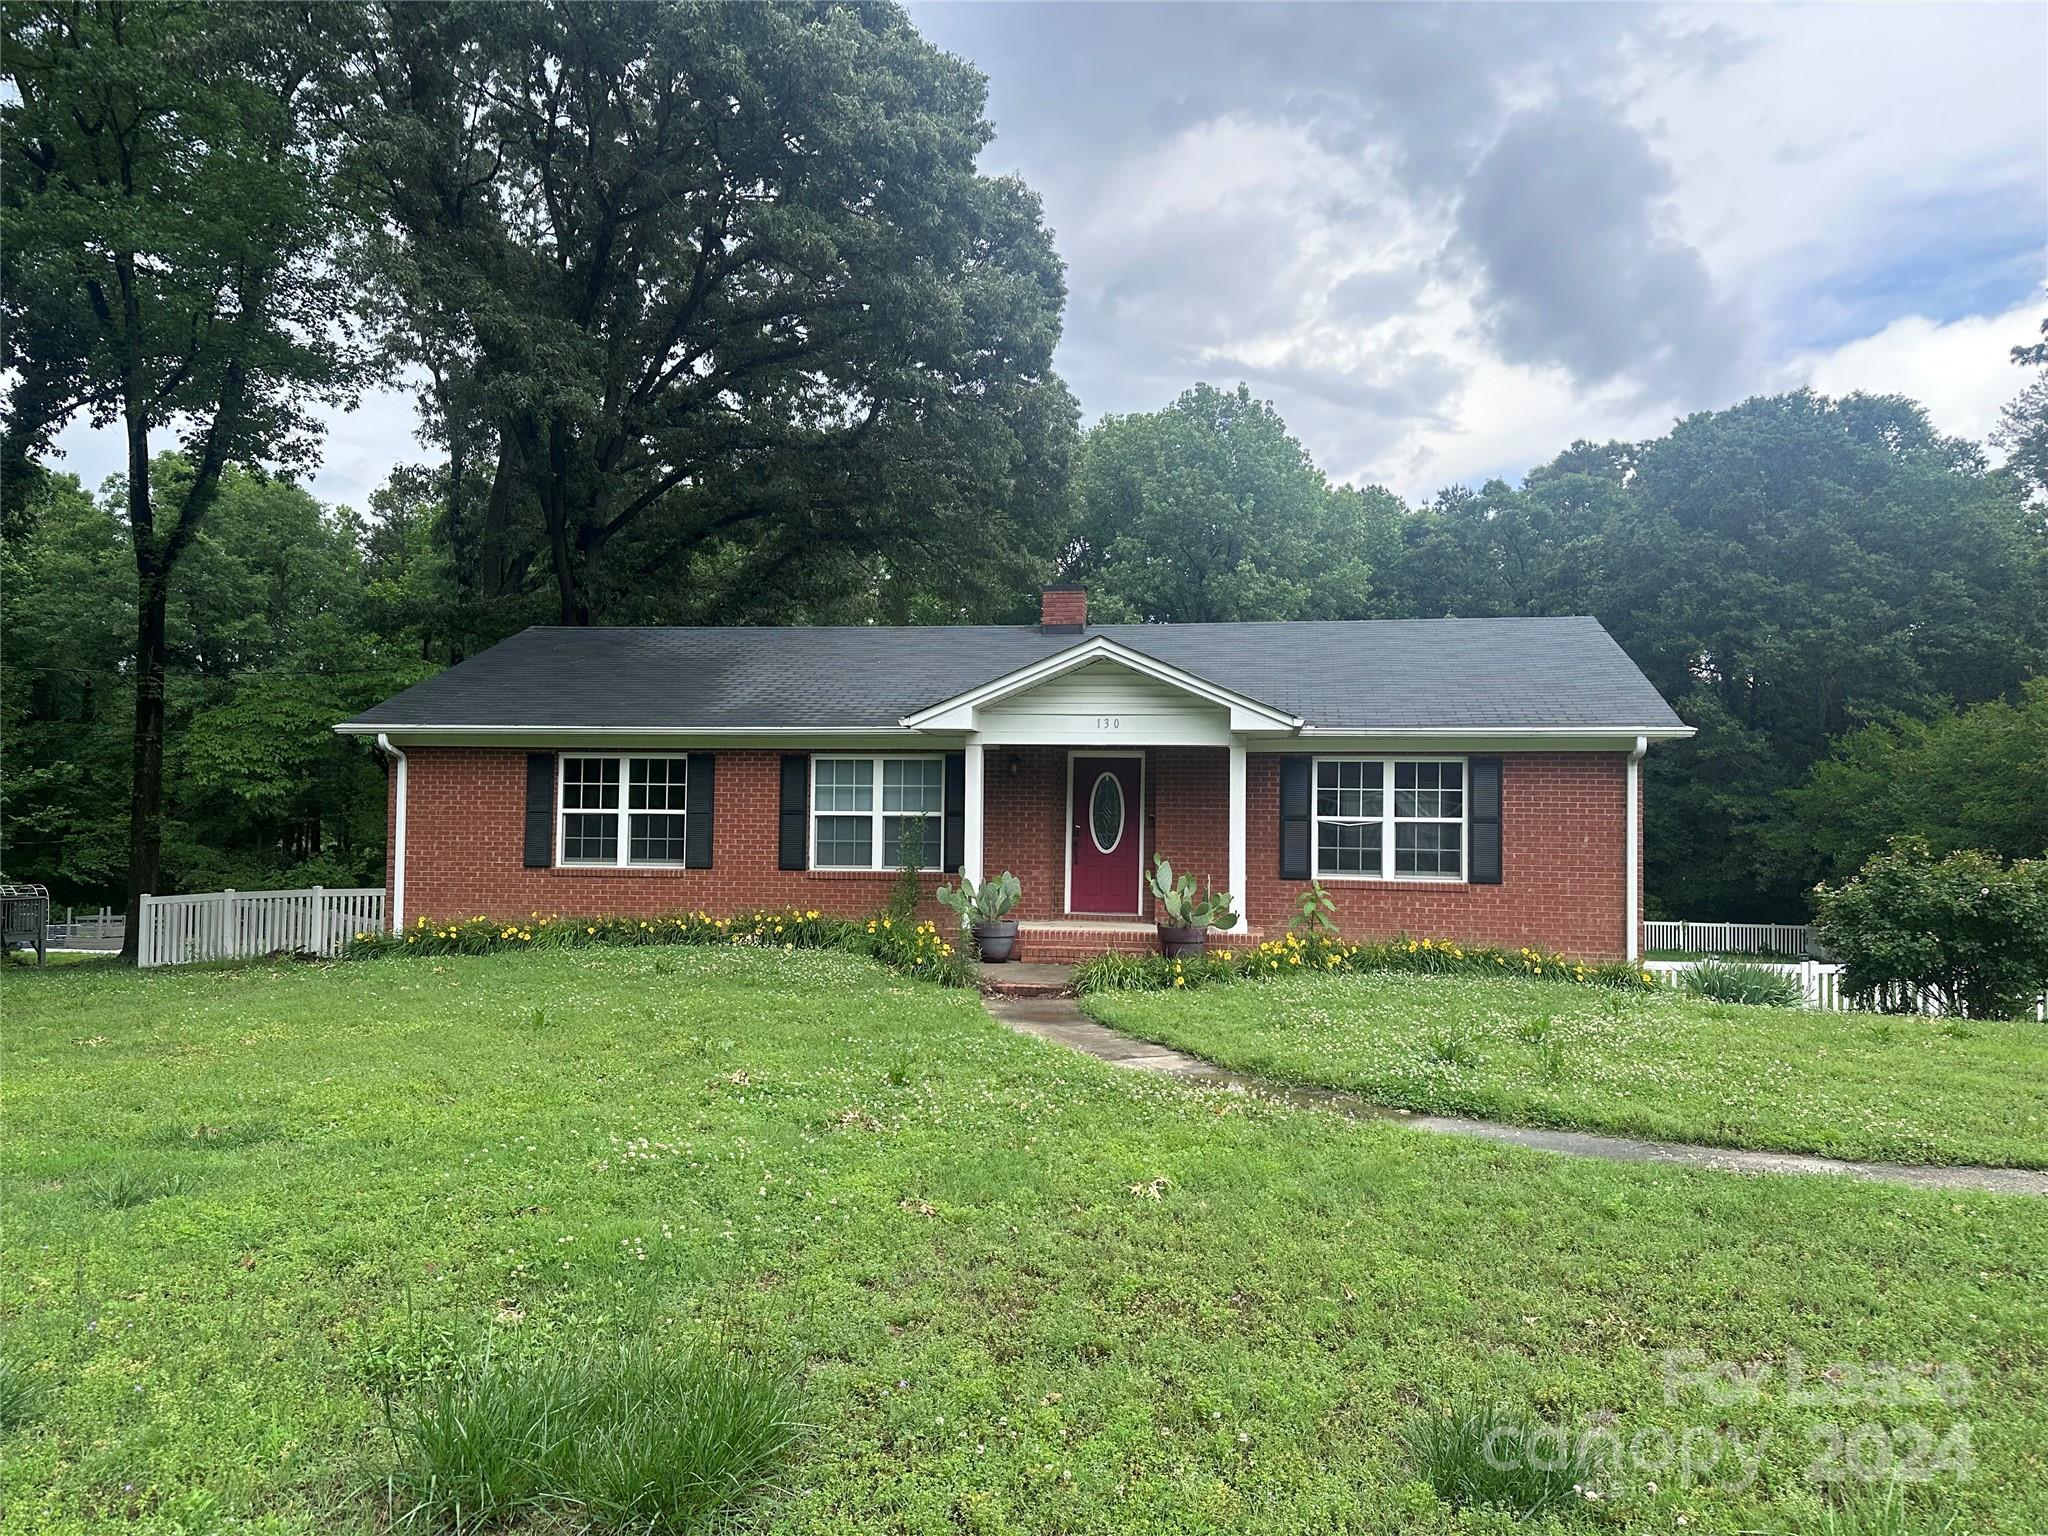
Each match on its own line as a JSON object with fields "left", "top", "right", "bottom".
{"left": 482, "top": 433, "right": 520, "bottom": 599}
{"left": 120, "top": 441, "right": 161, "bottom": 963}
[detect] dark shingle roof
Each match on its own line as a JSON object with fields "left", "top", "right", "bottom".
{"left": 341, "top": 616, "right": 1684, "bottom": 733}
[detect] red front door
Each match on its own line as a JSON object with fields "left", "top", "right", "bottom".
{"left": 1070, "top": 755, "right": 1142, "bottom": 914}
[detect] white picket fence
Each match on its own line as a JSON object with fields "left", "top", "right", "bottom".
{"left": 135, "top": 887, "right": 384, "bottom": 969}
{"left": 1645, "top": 959, "right": 2047, "bottom": 1020}
{"left": 1644, "top": 920, "right": 1824, "bottom": 958}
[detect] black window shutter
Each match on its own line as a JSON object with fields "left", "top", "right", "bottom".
{"left": 684, "top": 753, "right": 715, "bottom": 868}
{"left": 778, "top": 754, "right": 809, "bottom": 870}
{"left": 523, "top": 753, "right": 555, "bottom": 868}
{"left": 942, "top": 751, "right": 966, "bottom": 873}
{"left": 1469, "top": 756, "right": 1503, "bottom": 884}
{"left": 1278, "top": 754, "right": 1312, "bottom": 880}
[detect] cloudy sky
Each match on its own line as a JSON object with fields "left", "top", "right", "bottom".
{"left": 51, "top": 0, "right": 2048, "bottom": 507}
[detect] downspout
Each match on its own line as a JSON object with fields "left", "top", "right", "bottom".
{"left": 377, "top": 733, "right": 407, "bottom": 934}
{"left": 1625, "top": 734, "right": 1647, "bottom": 962}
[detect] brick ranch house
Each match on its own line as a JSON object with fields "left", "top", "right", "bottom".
{"left": 337, "top": 588, "right": 1692, "bottom": 962}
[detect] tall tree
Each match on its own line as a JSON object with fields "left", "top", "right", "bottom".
{"left": 1386, "top": 390, "right": 2046, "bottom": 917}
{"left": 1773, "top": 681, "right": 2048, "bottom": 887}
{"left": 1062, "top": 383, "right": 1389, "bottom": 622}
{"left": 355, "top": 0, "right": 1075, "bottom": 627}
{"left": 0, "top": 470, "right": 133, "bottom": 899}
{"left": 2, "top": 1, "right": 365, "bottom": 956}
{"left": 1993, "top": 317, "right": 2048, "bottom": 514}
{"left": 0, "top": 459, "right": 435, "bottom": 904}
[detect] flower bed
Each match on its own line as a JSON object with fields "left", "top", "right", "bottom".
{"left": 347, "top": 908, "right": 972, "bottom": 986}
{"left": 1073, "top": 932, "right": 1657, "bottom": 994}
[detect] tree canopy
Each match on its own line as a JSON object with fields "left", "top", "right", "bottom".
{"left": 353, "top": 0, "right": 1076, "bottom": 630}
{"left": 1367, "top": 391, "right": 2045, "bottom": 916}
{"left": 1061, "top": 383, "right": 1396, "bottom": 623}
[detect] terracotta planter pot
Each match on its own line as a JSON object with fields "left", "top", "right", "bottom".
{"left": 972, "top": 919, "right": 1019, "bottom": 963}
{"left": 1157, "top": 923, "right": 1208, "bottom": 959}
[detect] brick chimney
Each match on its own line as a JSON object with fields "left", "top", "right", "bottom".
{"left": 1040, "top": 584, "right": 1087, "bottom": 632}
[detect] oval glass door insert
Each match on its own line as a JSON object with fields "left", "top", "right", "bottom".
{"left": 1089, "top": 771, "right": 1125, "bottom": 853}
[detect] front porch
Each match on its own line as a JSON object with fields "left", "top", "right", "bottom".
{"left": 961, "top": 742, "right": 1256, "bottom": 955}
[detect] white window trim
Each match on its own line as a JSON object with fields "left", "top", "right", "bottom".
{"left": 1311, "top": 755, "right": 1470, "bottom": 883}
{"left": 809, "top": 753, "right": 947, "bottom": 872}
{"left": 556, "top": 752, "right": 690, "bottom": 868}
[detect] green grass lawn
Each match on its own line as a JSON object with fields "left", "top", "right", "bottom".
{"left": 5, "top": 949, "right": 2045, "bottom": 1533}
{"left": 1084, "top": 971, "right": 2048, "bottom": 1168}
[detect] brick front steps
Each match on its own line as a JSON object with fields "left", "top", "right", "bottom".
{"left": 977, "top": 962, "right": 1077, "bottom": 999}
{"left": 1010, "top": 919, "right": 1265, "bottom": 965}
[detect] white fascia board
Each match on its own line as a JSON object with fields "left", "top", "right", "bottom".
{"left": 332, "top": 724, "right": 955, "bottom": 749}
{"left": 898, "top": 635, "right": 1302, "bottom": 733}
{"left": 1279, "top": 724, "right": 1696, "bottom": 749}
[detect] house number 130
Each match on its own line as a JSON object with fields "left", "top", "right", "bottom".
{"left": 1095, "top": 716, "right": 1121, "bottom": 729}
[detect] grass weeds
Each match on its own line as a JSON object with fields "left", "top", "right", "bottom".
{"left": 82, "top": 1164, "right": 192, "bottom": 1210}
{"left": 1086, "top": 969, "right": 2048, "bottom": 1165}
{"left": 4, "top": 947, "right": 2043, "bottom": 1532}
{"left": 1406, "top": 1402, "right": 1596, "bottom": 1517}
{"left": 386, "top": 1337, "right": 801, "bottom": 1533}
{"left": 0, "top": 1357, "right": 44, "bottom": 1435}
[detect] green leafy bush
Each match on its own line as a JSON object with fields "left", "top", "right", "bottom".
{"left": 386, "top": 1337, "right": 801, "bottom": 1533}
{"left": 1814, "top": 840, "right": 2048, "bottom": 1019}
{"left": 348, "top": 907, "right": 972, "bottom": 986}
{"left": 1674, "top": 956, "right": 1804, "bottom": 1008}
{"left": 1071, "top": 933, "right": 1657, "bottom": 995}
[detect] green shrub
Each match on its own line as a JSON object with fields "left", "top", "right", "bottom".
{"left": 1674, "top": 956, "right": 1804, "bottom": 1008}
{"left": 386, "top": 1337, "right": 801, "bottom": 1534}
{"left": 1071, "top": 933, "right": 1658, "bottom": 996}
{"left": 1814, "top": 839, "right": 2048, "bottom": 1019}
{"left": 1406, "top": 1402, "right": 1598, "bottom": 1517}
{"left": 347, "top": 906, "right": 972, "bottom": 987}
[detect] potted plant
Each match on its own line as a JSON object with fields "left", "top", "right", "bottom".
{"left": 1146, "top": 855, "right": 1238, "bottom": 958}
{"left": 936, "top": 871, "right": 1024, "bottom": 962}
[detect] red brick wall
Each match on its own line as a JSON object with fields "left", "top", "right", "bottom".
{"left": 982, "top": 746, "right": 1068, "bottom": 920}
{"left": 385, "top": 745, "right": 1638, "bottom": 958}
{"left": 978, "top": 746, "right": 1235, "bottom": 922}
{"left": 1241, "top": 752, "right": 1634, "bottom": 958}
{"left": 1040, "top": 587, "right": 1088, "bottom": 627}
{"left": 387, "top": 748, "right": 947, "bottom": 927}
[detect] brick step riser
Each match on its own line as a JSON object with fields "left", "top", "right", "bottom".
{"left": 1011, "top": 933, "right": 1265, "bottom": 965}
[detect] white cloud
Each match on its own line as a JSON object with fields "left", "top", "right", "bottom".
{"left": 35, "top": 4, "right": 2048, "bottom": 519}
{"left": 1778, "top": 300, "right": 2041, "bottom": 448}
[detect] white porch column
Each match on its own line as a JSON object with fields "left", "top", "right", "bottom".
{"left": 1226, "top": 735, "right": 1248, "bottom": 932}
{"left": 1625, "top": 734, "right": 1646, "bottom": 962}
{"left": 961, "top": 732, "right": 985, "bottom": 887}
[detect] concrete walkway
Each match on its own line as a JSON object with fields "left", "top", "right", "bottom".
{"left": 978, "top": 987, "right": 2048, "bottom": 1197}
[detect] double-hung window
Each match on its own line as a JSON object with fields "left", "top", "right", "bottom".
{"left": 812, "top": 755, "right": 944, "bottom": 870}
{"left": 1314, "top": 758, "right": 1466, "bottom": 880}
{"left": 1315, "top": 759, "right": 1384, "bottom": 876}
{"left": 558, "top": 755, "right": 688, "bottom": 866}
